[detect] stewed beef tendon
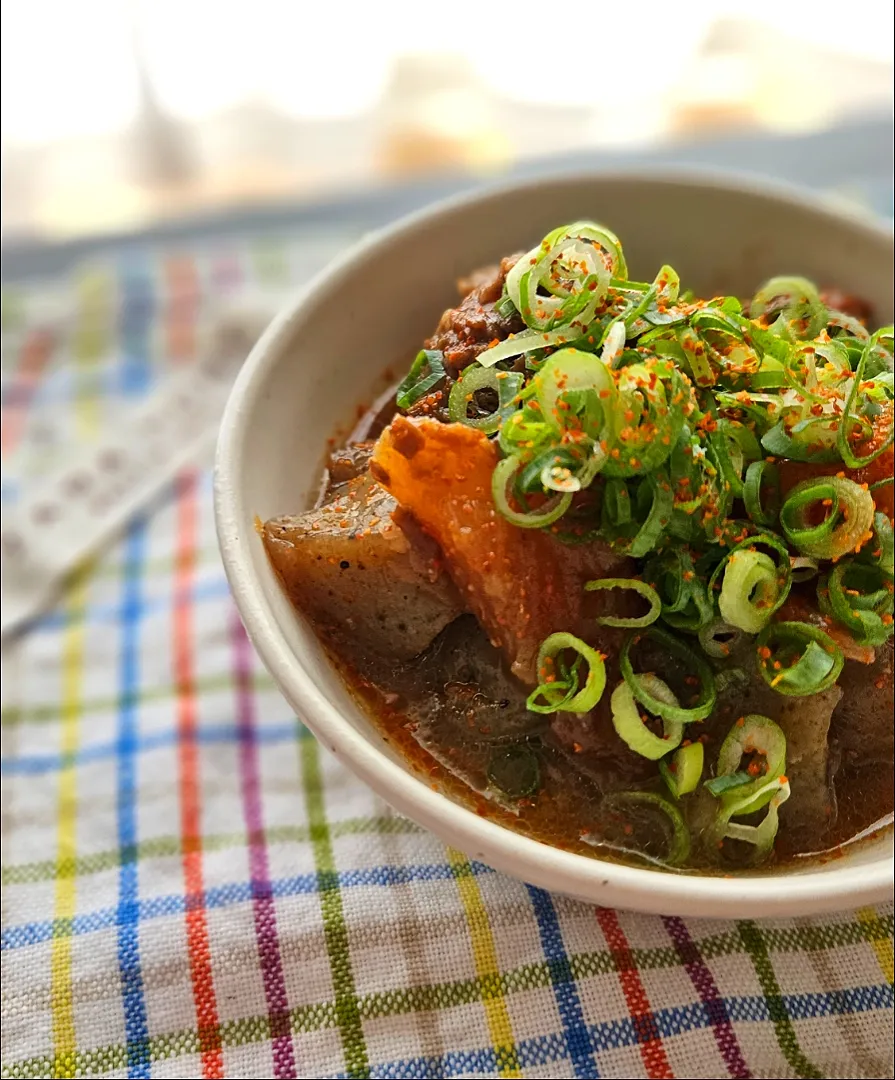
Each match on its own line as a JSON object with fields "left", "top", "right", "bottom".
{"left": 264, "top": 231, "right": 894, "bottom": 872}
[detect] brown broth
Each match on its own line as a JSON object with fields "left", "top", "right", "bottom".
{"left": 318, "top": 615, "right": 893, "bottom": 875}
{"left": 271, "top": 375, "right": 893, "bottom": 874}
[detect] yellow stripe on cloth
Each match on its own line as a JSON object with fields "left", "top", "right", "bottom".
{"left": 857, "top": 907, "right": 894, "bottom": 985}
{"left": 447, "top": 848, "right": 521, "bottom": 1077}
{"left": 50, "top": 569, "right": 90, "bottom": 1077}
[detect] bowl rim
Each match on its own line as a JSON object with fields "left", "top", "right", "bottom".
{"left": 215, "top": 164, "right": 894, "bottom": 918}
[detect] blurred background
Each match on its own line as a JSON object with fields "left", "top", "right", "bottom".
{"left": 2, "top": 0, "right": 893, "bottom": 243}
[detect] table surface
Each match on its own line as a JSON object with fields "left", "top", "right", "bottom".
{"left": 1, "top": 122, "right": 893, "bottom": 1080}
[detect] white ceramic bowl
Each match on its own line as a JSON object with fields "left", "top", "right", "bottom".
{"left": 215, "top": 169, "right": 894, "bottom": 917}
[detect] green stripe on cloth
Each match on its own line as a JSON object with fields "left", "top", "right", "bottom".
{"left": 1, "top": 816, "right": 422, "bottom": 885}
{"left": 1, "top": 670, "right": 275, "bottom": 727}
{"left": 300, "top": 732, "right": 371, "bottom": 1079}
{"left": 738, "top": 921, "right": 824, "bottom": 1079}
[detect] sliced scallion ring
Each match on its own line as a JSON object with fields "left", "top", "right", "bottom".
{"left": 698, "top": 618, "right": 744, "bottom": 659}
{"left": 837, "top": 329, "right": 895, "bottom": 469}
{"left": 819, "top": 560, "right": 894, "bottom": 647}
{"left": 610, "top": 676, "right": 683, "bottom": 760}
{"left": 743, "top": 460, "right": 780, "bottom": 526}
{"left": 395, "top": 349, "right": 446, "bottom": 409}
{"left": 718, "top": 549, "right": 781, "bottom": 634}
{"left": 601, "top": 791, "right": 691, "bottom": 866}
{"left": 780, "top": 476, "right": 875, "bottom": 560}
{"left": 534, "top": 348, "right": 616, "bottom": 439}
{"left": 755, "top": 621, "right": 844, "bottom": 696}
{"left": 708, "top": 532, "right": 792, "bottom": 632}
{"left": 659, "top": 742, "right": 704, "bottom": 798}
{"left": 526, "top": 633, "right": 606, "bottom": 715}
{"left": 643, "top": 548, "right": 714, "bottom": 631}
{"left": 751, "top": 276, "right": 826, "bottom": 341}
{"left": 867, "top": 511, "right": 894, "bottom": 577}
{"left": 789, "top": 556, "right": 820, "bottom": 583}
{"left": 710, "top": 776, "right": 791, "bottom": 863}
{"left": 491, "top": 455, "right": 572, "bottom": 529}
{"left": 448, "top": 365, "right": 523, "bottom": 434}
{"left": 620, "top": 626, "right": 716, "bottom": 723}
{"left": 710, "top": 714, "right": 786, "bottom": 814}
{"left": 585, "top": 578, "right": 661, "bottom": 628}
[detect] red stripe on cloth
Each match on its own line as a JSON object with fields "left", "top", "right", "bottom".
{"left": 174, "top": 470, "right": 224, "bottom": 1078}
{"left": 233, "top": 615, "right": 298, "bottom": 1078}
{"left": 1, "top": 327, "right": 54, "bottom": 457}
{"left": 596, "top": 909, "right": 674, "bottom": 1079}
{"left": 164, "top": 257, "right": 199, "bottom": 364}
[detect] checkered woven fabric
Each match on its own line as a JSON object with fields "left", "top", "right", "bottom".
{"left": 1, "top": 231, "right": 893, "bottom": 1080}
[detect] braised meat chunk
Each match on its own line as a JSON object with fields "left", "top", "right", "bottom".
{"left": 371, "top": 417, "right": 633, "bottom": 683}
{"left": 425, "top": 254, "right": 525, "bottom": 376}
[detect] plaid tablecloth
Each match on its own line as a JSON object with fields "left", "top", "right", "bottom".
{"left": 2, "top": 213, "right": 894, "bottom": 1080}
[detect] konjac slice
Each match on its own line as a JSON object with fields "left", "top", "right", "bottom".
{"left": 371, "top": 417, "right": 633, "bottom": 683}
{"left": 262, "top": 471, "right": 463, "bottom": 659}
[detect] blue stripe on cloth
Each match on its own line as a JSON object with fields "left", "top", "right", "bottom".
{"left": 526, "top": 885, "right": 599, "bottom": 1078}
{"left": 116, "top": 521, "right": 151, "bottom": 1077}
{"left": 1, "top": 863, "right": 497, "bottom": 949}
{"left": 2, "top": 721, "right": 298, "bottom": 775}
{"left": 27, "top": 577, "right": 231, "bottom": 633}
{"left": 347, "top": 976, "right": 895, "bottom": 1078}
{"left": 357, "top": 985, "right": 895, "bottom": 1079}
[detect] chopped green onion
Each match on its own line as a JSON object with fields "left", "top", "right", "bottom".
{"left": 780, "top": 476, "right": 875, "bottom": 560}
{"left": 718, "top": 549, "right": 781, "bottom": 634}
{"left": 755, "top": 621, "right": 844, "bottom": 696}
{"left": 448, "top": 365, "right": 523, "bottom": 434}
{"left": 601, "top": 360, "right": 687, "bottom": 477}
{"left": 606, "top": 471, "right": 674, "bottom": 558}
{"left": 601, "top": 791, "right": 691, "bottom": 866}
{"left": 487, "top": 746, "right": 541, "bottom": 798}
{"left": 751, "top": 276, "right": 826, "bottom": 341}
{"left": 479, "top": 222, "right": 625, "bottom": 366}
{"left": 715, "top": 419, "right": 762, "bottom": 499}
{"left": 491, "top": 455, "right": 572, "bottom": 529}
{"left": 711, "top": 714, "right": 786, "bottom": 813}
{"left": 826, "top": 309, "right": 870, "bottom": 340}
{"left": 711, "top": 776, "right": 791, "bottom": 863}
{"left": 698, "top": 618, "right": 744, "bottom": 658}
{"left": 610, "top": 676, "right": 684, "bottom": 760}
{"left": 866, "top": 511, "right": 894, "bottom": 577}
{"left": 838, "top": 329, "right": 894, "bottom": 469}
{"left": 704, "top": 770, "right": 753, "bottom": 797}
{"left": 643, "top": 548, "right": 714, "bottom": 631}
{"left": 602, "top": 478, "right": 632, "bottom": 526}
{"left": 819, "top": 560, "right": 894, "bottom": 647}
{"left": 789, "top": 556, "right": 820, "bottom": 583}
{"left": 395, "top": 349, "right": 446, "bottom": 409}
{"left": 600, "top": 319, "right": 627, "bottom": 366}
{"left": 526, "top": 633, "right": 606, "bottom": 715}
{"left": 761, "top": 418, "right": 841, "bottom": 464}
{"left": 708, "top": 532, "right": 792, "bottom": 632}
{"left": 743, "top": 460, "right": 780, "bottom": 526}
{"left": 585, "top": 578, "right": 661, "bottom": 628}
{"left": 620, "top": 626, "right": 716, "bottom": 722}
{"left": 534, "top": 348, "right": 616, "bottom": 439}
{"left": 660, "top": 742, "right": 704, "bottom": 798}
